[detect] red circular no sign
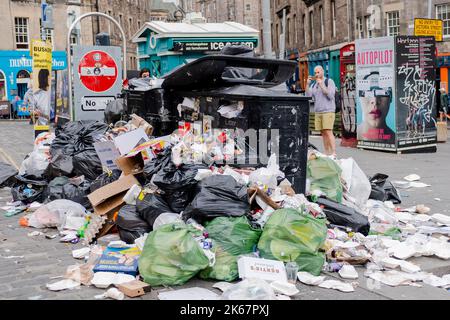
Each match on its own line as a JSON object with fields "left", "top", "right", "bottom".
{"left": 78, "top": 50, "right": 118, "bottom": 92}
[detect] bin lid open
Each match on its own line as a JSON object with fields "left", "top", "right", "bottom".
{"left": 161, "top": 55, "right": 297, "bottom": 90}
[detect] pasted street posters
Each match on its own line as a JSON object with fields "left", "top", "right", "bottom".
{"left": 356, "top": 37, "right": 396, "bottom": 151}
{"left": 395, "top": 36, "right": 437, "bottom": 149}
{"left": 30, "top": 39, "right": 52, "bottom": 119}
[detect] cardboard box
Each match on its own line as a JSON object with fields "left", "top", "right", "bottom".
{"left": 117, "top": 280, "right": 151, "bottom": 298}
{"left": 248, "top": 187, "right": 281, "bottom": 210}
{"left": 437, "top": 121, "right": 448, "bottom": 142}
{"left": 115, "top": 152, "right": 145, "bottom": 176}
{"left": 94, "top": 140, "right": 121, "bottom": 170}
{"left": 93, "top": 246, "right": 141, "bottom": 276}
{"left": 130, "top": 114, "right": 153, "bottom": 136}
{"left": 237, "top": 256, "right": 287, "bottom": 282}
{"left": 88, "top": 174, "right": 140, "bottom": 216}
{"left": 113, "top": 128, "right": 150, "bottom": 155}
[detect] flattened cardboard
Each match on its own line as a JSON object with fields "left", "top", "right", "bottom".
{"left": 88, "top": 175, "right": 139, "bottom": 215}
{"left": 94, "top": 140, "right": 121, "bottom": 170}
{"left": 237, "top": 256, "right": 287, "bottom": 282}
{"left": 113, "top": 128, "right": 149, "bottom": 155}
{"left": 115, "top": 152, "right": 144, "bottom": 176}
{"left": 117, "top": 280, "right": 151, "bottom": 298}
{"left": 248, "top": 187, "right": 281, "bottom": 210}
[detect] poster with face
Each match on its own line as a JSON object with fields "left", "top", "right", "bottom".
{"left": 355, "top": 37, "right": 396, "bottom": 150}
{"left": 395, "top": 36, "right": 437, "bottom": 149}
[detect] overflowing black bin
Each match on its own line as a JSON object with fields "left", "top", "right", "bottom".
{"left": 125, "top": 55, "right": 311, "bottom": 193}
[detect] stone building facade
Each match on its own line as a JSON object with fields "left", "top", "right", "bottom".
{"left": 180, "top": 0, "right": 261, "bottom": 32}
{"left": 0, "top": 0, "right": 95, "bottom": 51}
{"left": 96, "top": 0, "right": 153, "bottom": 70}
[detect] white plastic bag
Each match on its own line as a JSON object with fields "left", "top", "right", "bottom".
{"left": 19, "top": 150, "right": 49, "bottom": 176}
{"left": 249, "top": 154, "right": 285, "bottom": 189}
{"left": 339, "top": 158, "right": 371, "bottom": 207}
{"left": 27, "top": 200, "right": 87, "bottom": 229}
{"left": 221, "top": 278, "right": 277, "bottom": 300}
{"left": 153, "top": 212, "right": 183, "bottom": 230}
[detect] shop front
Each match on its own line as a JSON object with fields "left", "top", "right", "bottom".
{"left": 307, "top": 50, "right": 330, "bottom": 78}
{"left": 0, "top": 50, "right": 66, "bottom": 117}
{"left": 132, "top": 21, "right": 259, "bottom": 77}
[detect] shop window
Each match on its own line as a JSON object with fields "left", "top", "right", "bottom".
{"left": 16, "top": 70, "right": 30, "bottom": 100}
{"left": 0, "top": 71, "right": 6, "bottom": 100}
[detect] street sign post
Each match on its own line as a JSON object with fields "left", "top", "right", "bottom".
{"left": 67, "top": 12, "right": 127, "bottom": 121}
{"left": 414, "top": 18, "right": 443, "bottom": 42}
{"left": 73, "top": 46, "right": 122, "bottom": 121}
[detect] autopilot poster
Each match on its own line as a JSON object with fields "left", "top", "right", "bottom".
{"left": 356, "top": 37, "right": 396, "bottom": 150}
{"left": 395, "top": 36, "right": 437, "bottom": 149}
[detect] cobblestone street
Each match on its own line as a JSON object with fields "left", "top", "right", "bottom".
{"left": 0, "top": 120, "right": 449, "bottom": 300}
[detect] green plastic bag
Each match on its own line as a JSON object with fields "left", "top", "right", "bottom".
{"left": 307, "top": 156, "right": 343, "bottom": 203}
{"left": 257, "top": 209, "right": 327, "bottom": 276}
{"left": 138, "top": 223, "right": 210, "bottom": 286}
{"left": 199, "top": 216, "right": 262, "bottom": 282}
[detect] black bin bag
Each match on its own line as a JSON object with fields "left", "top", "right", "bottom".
{"left": 42, "top": 176, "right": 69, "bottom": 202}
{"left": 90, "top": 170, "right": 122, "bottom": 193}
{"left": 369, "top": 173, "right": 402, "bottom": 204}
{"left": 182, "top": 175, "right": 250, "bottom": 224}
{"left": 316, "top": 197, "right": 370, "bottom": 236}
{"left": 136, "top": 193, "right": 172, "bottom": 228}
{"left": 44, "top": 154, "right": 74, "bottom": 179}
{"left": 72, "top": 149, "right": 103, "bottom": 181}
{"left": 62, "top": 180, "right": 92, "bottom": 210}
{"left": 116, "top": 205, "right": 151, "bottom": 244}
{"left": 11, "top": 175, "right": 48, "bottom": 204}
{"left": 0, "top": 161, "right": 18, "bottom": 188}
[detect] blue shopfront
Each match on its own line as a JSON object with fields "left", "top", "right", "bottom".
{"left": 132, "top": 21, "right": 259, "bottom": 77}
{"left": 307, "top": 50, "right": 330, "bottom": 79}
{"left": 0, "top": 50, "right": 66, "bottom": 117}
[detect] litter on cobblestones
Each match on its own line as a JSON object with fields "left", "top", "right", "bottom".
{"left": 270, "top": 280, "right": 300, "bottom": 296}
{"left": 72, "top": 247, "right": 91, "bottom": 259}
{"left": 297, "top": 272, "right": 326, "bottom": 286}
{"left": 158, "top": 287, "right": 220, "bottom": 300}
{"left": 94, "top": 287, "right": 125, "bottom": 300}
{"left": 46, "top": 279, "right": 81, "bottom": 291}
{"left": 318, "top": 279, "right": 356, "bottom": 292}
{"left": 1, "top": 51, "right": 450, "bottom": 301}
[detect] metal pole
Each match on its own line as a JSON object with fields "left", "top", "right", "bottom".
{"left": 428, "top": 0, "right": 432, "bottom": 18}
{"left": 67, "top": 12, "right": 127, "bottom": 121}
{"left": 41, "top": 0, "right": 47, "bottom": 41}
{"left": 262, "top": 0, "right": 273, "bottom": 59}
{"left": 280, "top": 8, "right": 286, "bottom": 60}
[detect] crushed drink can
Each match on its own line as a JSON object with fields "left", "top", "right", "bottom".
{"left": 202, "top": 239, "right": 212, "bottom": 250}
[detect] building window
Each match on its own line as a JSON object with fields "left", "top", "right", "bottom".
{"left": 309, "top": 10, "right": 314, "bottom": 45}
{"left": 365, "top": 15, "right": 372, "bottom": 38}
{"left": 246, "top": 4, "right": 251, "bottom": 11}
{"left": 320, "top": 6, "right": 324, "bottom": 42}
{"left": 286, "top": 17, "right": 290, "bottom": 46}
{"left": 294, "top": 14, "right": 298, "bottom": 44}
{"left": 436, "top": 4, "right": 450, "bottom": 37}
{"left": 14, "top": 17, "right": 29, "bottom": 50}
{"left": 138, "top": 20, "right": 141, "bottom": 29}
{"left": 303, "top": 14, "right": 306, "bottom": 46}
{"left": 386, "top": 11, "right": 400, "bottom": 36}
{"left": 357, "top": 17, "right": 363, "bottom": 39}
{"left": 331, "top": 0, "right": 336, "bottom": 38}
{"left": 129, "top": 17, "right": 133, "bottom": 35}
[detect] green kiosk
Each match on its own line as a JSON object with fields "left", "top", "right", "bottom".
{"left": 132, "top": 21, "right": 259, "bottom": 77}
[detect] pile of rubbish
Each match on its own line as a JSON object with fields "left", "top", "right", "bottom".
{"left": 0, "top": 116, "right": 449, "bottom": 300}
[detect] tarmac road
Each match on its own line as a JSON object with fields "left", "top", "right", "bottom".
{"left": 0, "top": 120, "right": 449, "bottom": 300}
